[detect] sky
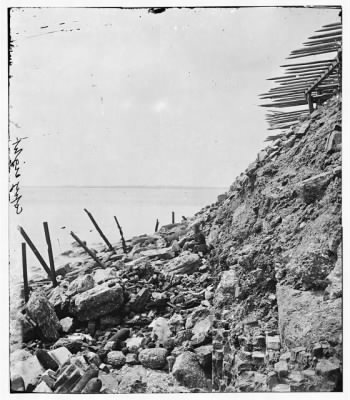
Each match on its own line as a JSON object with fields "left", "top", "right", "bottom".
{"left": 9, "top": 6, "right": 340, "bottom": 188}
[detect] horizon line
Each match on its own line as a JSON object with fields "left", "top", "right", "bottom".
{"left": 22, "top": 184, "right": 228, "bottom": 190}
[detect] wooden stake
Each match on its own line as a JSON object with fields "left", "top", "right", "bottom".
{"left": 21, "top": 243, "right": 29, "bottom": 303}
{"left": 113, "top": 216, "right": 127, "bottom": 254}
{"left": 18, "top": 225, "right": 52, "bottom": 279}
{"left": 155, "top": 219, "right": 159, "bottom": 233}
{"left": 307, "top": 94, "right": 314, "bottom": 113}
{"left": 70, "top": 231, "right": 106, "bottom": 268}
{"left": 43, "top": 222, "right": 57, "bottom": 287}
{"left": 84, "top": 208, "right": 114, "bottom": 252}
{"left": 172, "top": 211, "right": 175, "bottom": 224}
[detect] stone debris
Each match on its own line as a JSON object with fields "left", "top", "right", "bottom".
{"left": 172, "top": 351, "right": 207, "bottom": 389}
{"left": 138, "top": 348, "right": 168, "bottom": 369}
{"left": 10, "top": 96, "right": 342, "bottom": 393}
{"left": 26, "top": 290, "right": 61, "bottom": 341}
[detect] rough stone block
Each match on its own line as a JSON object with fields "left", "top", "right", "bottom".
{"left": 49, "top": 347, "right": 72, "bottom": 368}
{"left": 71, "top": 280, "right": 124, "bottom": 321}
{"left": 26, "top": 290, "right": 61, "bottom": 341}
{"left": 266, "top": 335, "right": 281, "bottom": 350}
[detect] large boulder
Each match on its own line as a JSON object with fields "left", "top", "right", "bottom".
{"left": 214, "top": 269, "right": 239, "bottom": 306}
{"left": 172, "top": 351, "right": 207, "bottom": 389}
{"left": 26, "top": 290, "right": 61, "bottom": 341}
{"left": 276, "top": 285, "right": 342, "bottom": 350}
{"left": 138, "top": 348, "right": 168, "bottom": 370}
{"left": 296, "top": 172, "right": 333, "bottom": 203}
{"left": 70, "top": 280, "right": 124, "bottom": 321}
{"left": 164, "top": 252, "right": 201, "bottom": 275}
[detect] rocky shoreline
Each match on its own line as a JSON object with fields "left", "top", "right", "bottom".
{"left": 10, "top": 95, "right": 342, "bottom": 393}
{"left": 10, "top": 219, "right": 215, "bottom": 393}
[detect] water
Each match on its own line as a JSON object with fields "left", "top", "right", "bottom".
{"left": 9, "top": 186, "right": 225, "bottom": 292}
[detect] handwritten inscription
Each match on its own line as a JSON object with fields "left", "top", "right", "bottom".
{"left": 9, "top": 137, "right": 27, "bottom": 214}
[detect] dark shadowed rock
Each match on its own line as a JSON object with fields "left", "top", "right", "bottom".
{"left": 10, "top": 374, "right": 25, "bottom": 392}
{"left": 26, "top": 290, "right": 61, "bottom": 341}
{"left": 110, "top": 328, "right": 130, "bottom": 342}
{"left": 172, "top": 351, "right": 207, "bottom": 389}
{"left": 277, "top": 285, "right": 342, "bottom": 349}
{"left": 36, "top": 349, "right": 59, "bottom": 371}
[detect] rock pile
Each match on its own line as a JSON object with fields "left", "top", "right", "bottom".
{"left": 205, "top": 95, "right": 342, "bottom": 392}
{"left": 10, "top": 94, "right": 342, "bottom": 393}
{"left": 11, "top": 222, "right": 213, "bottom": 393}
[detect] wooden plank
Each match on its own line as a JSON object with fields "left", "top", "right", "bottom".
{"left": 304, "top": 37, "right": 342, "bottom": 46}
{"left": 280, "top": 59, "right": 334, "bottom": 67}
{"left": 155, "top": 219, "right": 159, "bottom": 233}
{"left": 322, "top": 22, "right": 342, "bottom": 28}
{"left": 307, "top": 94, "right": 314, "bottom": 113}
{"left": 305, "top": 60, "right": 339, "bottom": 95}
{"left": 84, "top": 208, "right": 115, "bottom": 252}
{"left": 279, "top": 78, "right": 317, "bottom": 85}
{"left": 21, "top": 243, "right": 29, "bottom": 303}
{"left": 267, "top": 75, "right": 297, "bottom": 81}
{"left": 269, "top": 85, "right": 310, "bottom": 92}
{"left": 308, "top": 30, "right": 342, "bottom": 39}
{"left": 260, "top": 100, "right": 307, "bottom": 108}
{"left": 288, "top": 50, "right": 339, "bottom": 59}
{"left": 43, "top": 222, "right": 57, "bottom": 287}
{"left": 70, "top": 231, "right": 106, "bottom": 268}
{"left": 18, "top": 225, "right": 53, "bottom": 279}
{"left": 267, "top": 112, "right": 307, "bottom": 119}
{"left": 114, "top": 216, "right": 127, "bottom": 254}
{"left": 291, "top": 45, "right": 339, "bottom": 54}
{"left": 316, "top": 26, "right": 342, "bottom": 33}
{"left": 286, "top": 66, "right": 329, "bottom": 73}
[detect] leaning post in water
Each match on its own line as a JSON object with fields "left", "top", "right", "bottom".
{"left": 83, "top": 208, "right": 115, "bottom": 253}
{"left": 21, "top": 242, "right": 29, "bottom": 303}
{"left": 70, "top": 230, "right": 106, "bottom": 268}
{"left": 155, "top": 219, "right": 159, "bottom": 232}
{"left": 18, "top": 225, "right": 53, "bottom": 281}
{"left": 43, "top": 221, "right": 57, "bottom": 287}
{"left": 113, "top": 216, "right": 127, "bottom": 254}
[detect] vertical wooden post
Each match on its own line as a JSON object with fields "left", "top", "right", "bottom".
{"left": 21, "top": 242, "right": 29, "bottom": 303}
{"left": 43, "top": 222, "right": 57, "bottom": 287}
{"left": 84, "top": 208, "right": 115, "bottom": 252}
{"left": 70, "top": 231, "right": 106, "bottom": 268}
{"left": 18, "top": 226, "right": 53, "bottom": 279}
{"left": 113, "top": 216, "right": 127, "bottom": 254}
{"left": 307, "top": 93, "right": 314, "bottom": 113}
{"left": 172, "top": 211, "right": 175, "bottom": 224}
{"left": 155, "top": 219, "right": 159, "bottom": 233}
